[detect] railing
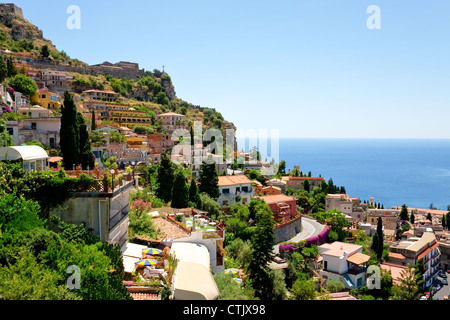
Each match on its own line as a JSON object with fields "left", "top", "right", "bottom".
{"left": 347, "top": 266, "right": 367, "bottom": 275}
{"left": 273, "top": 213, "right": 302, "bottom": 230}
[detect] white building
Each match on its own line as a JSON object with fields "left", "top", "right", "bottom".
{"left": 318, "top": 241, "right": 370, "bottom": 289}
{"left": 0, "top": 145, "right": 49, "bottom": 171}
{"left": 218, "top": 175, "right": 254, "bottom": 206}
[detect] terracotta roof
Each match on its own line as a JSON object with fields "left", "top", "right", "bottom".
{"left": 218, "top": 175, "right": 252, "bottom": 186}
{"left": 260, "top": 194, "right": 296, "bottom": 204}
{"left": 380, "top": 263, "right": 410, "bottom": 285}
{"left": 347, "top": 252, "right": 370, "bottom": 265}
{"left": 157, "top": 112, "right": 185, "bottom": 117}
{"left": 288, "top": 177, "right": 325, "bottom": 180}
{"left": 130, "top": 292, "right": 159, "bottom": 300}
{"left": 389, "top": 252, "right": 406, "bottom": 260}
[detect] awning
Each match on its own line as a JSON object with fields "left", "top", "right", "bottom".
{"left": 0, "top": 146, "right": 49, "bottom": 161}
{"left": 347, "top": 252, "right": 370, "bottom": 265}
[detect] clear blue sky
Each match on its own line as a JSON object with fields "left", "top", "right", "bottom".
{"left": 10, "top": 0, "right": 450, "bottom": 138}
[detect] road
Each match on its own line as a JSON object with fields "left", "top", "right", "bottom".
{"left": 273, "top": 216, "right": 325, "bottom": 254}
{"left": 432, "top": 271, "right": 450, "bottom": 300}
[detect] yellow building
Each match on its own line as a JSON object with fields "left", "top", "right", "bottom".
{"left": 32, "top": 88, "right": 61, "bottom": 111}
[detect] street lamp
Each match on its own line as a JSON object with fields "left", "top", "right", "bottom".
{"left": 110, "top": 169, "right": 115, "bottom": 191}
{"left": 131, "top": 161, "right": 136, "bottom": 181}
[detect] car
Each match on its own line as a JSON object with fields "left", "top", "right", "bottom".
{"left": 443, "top": 273, "right": 447, "bottom": 279}
{"left": 443, "top": 279, "right": 448, "bottom": 285}
{"left": 420, "top": 296, "right": 427, "bottom": 300}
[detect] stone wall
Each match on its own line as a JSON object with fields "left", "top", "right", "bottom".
{"left": 274, "top": 216, "right": 302, "bottom": 243}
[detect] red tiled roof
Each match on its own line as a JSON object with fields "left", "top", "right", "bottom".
{"left": 130, "top": 292, "right": 159, "bottom": 300}
{"left": 288, "top": 177, "right": 325, "bottom": 180}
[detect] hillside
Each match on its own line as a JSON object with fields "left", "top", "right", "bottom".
{"left": 0, "top": 3, "right": 236, "bottom": 135}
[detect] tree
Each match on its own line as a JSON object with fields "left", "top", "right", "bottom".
{"left": 41, "top": 45, "right": 50, "bottom": 59}
{"left": 6, "top": 56, "right": 16, "bottom": 77}
{"left": 426, "top": 212, "right": 432, "bottom": 222}
{"left": 189, "top": 178, "right": 201, "bottom": 208}
{"left": 156, "top": 153, "right": 174, "bottom": 203}
{"left": 441, "top": 214, "right": 446, "bottom": 229}
{"left": 447, "top": 212, "right": 450, "bottom": 230}
{"left": 303, "top": 179, "right": 310, "bottom": 192}
{"left": 0, "top": 57, "right": 7, "bottom": 83}
{"left": 326, "top": 279, "right": 345, "bottom": 293}
{"left": 246, "top": 207, "right": 275, "bottom": 300}
{"left": 400, "top": 204, "right": 409, "bottom": 221}
{"left": 290, "top": 279, "right": 316, "bottom": 300}
{"left": 200, "top": 193, "right": 220, "bottom": 219}
{"left": 376, "top": 217, "right": 384, "bottom": 260}
{"left": 8, "top": 74, "right": 38, "bottom": 99}
{"left": 277, "top": 160, "right": 286, "bottom": 175}
{"left": 171, "top": 171, "right": 189, "bottom": 209}
{"left": 199, "top": 157, "right": 219, "bottom": 199}
{"left": 77, "top": 113, "right": 95, "bottom": 170}
{"left": 91, "top": 109, "right": 97, "bottom": 131}
{"left": 0, "top": 119, "right": 13, "bottom": 147}
{"left": 60, "top": 91, "right": 80, "bottom": 170}
{"left": 392, "top": 265, "right": 423, "bottom": 300}
{"left": 410, "top": 210, "right": 415, "bottom": 224}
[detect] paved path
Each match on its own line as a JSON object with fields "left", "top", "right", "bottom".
{"left": 432, "top": 271, "right": 450, "bottom": 300}
{"left": 273, "top": 216, "right": 325, "bottom": 255}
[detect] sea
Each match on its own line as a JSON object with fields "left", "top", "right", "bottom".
{"left": 243, "top": 138, "right": 450, "bottom": 210}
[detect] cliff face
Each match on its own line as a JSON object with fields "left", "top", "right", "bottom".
{"left": 0, "top": 3, "right": 56, "bottom": 52}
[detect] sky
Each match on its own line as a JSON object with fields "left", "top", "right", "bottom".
{"left": 9, "top": 0, "right": 450, "bottom": 139}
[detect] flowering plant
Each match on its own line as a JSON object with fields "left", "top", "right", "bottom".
{"left": 131, "top": 199, "right": 152, "bottom": 214}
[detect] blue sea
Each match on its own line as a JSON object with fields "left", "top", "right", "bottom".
{"left": 254, "top": 138, "right": 450, "bottom": 210}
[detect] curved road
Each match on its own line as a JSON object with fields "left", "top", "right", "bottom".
{"left": 273, "top": 216, "right": 325, "bottom": 254}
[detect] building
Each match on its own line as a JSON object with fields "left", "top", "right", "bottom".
{"left": 259, "top": 194, "right": 297, "bottom": 222}
{"left": 83, "top": 89, "right": 119, "bottom": 102}
{"left": 156, "top": 112, "right": 186, "bottom": 133}
{"left": 83, "top": 101, "right": 152, "bottom": 127}
{"left": 366, "top": 208, "right": 400, "bottom": 230}
{"left": 218, "top": 175, "right": 254, "bottom": 207}
{"left": 389, "top": 231, "right": 441, "bottom": 287}
{"left": 283, "top": 176, "right": 325, "bottom": 191}
{"left": 325, "top": 194, "right": 366, "bottom": 221}
{"left": 6, "top": 107, "right": 61, "bottom": 149}
{"left": 318, "top": 241, "right": 370, "bottom": 289}
{"left": 254, "top": 182, "right": 282, "bottom": 196}
{"left": 40, "top": 70, "right": 73, "bottom": 94}
{"left": 0, "top": 145, "right": 49, "bottom": 171}
{"left": 32, "top": 88, "right": 61, "bottom": 111}
{"left": 266, "top": 178, "right": 287, "bottom": 194}
{"left": 147, "top": 133, "right": 174, "bottom": 155}
{"left": 50, "top": 178, "right": 134, "bottom": 247}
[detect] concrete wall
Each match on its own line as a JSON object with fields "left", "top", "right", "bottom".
{"left": 51, "top": 196, "right": 111, "bottom": 242}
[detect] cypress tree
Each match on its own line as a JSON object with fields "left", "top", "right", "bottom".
{"left": 400, "top": 204, "right": 409, "bottom": 221}
{"left": 303, "top": 179, "right": 310, "bottom": 192}
{"left": 446, "top": 212, "right": 450, "bottom": 230}
{"left": 246, "top": 206, "right": 275, "bottom": 299}
{"left": 77, "top": 113, "right": 95, "bottom": 170}
{"left": 0, "top": 57, "right": 7, "bottom": 83}
{"left": 199, "top": 156, "right": 219, "bottom": 199}
{"left": 60, "top": 91, "right": 80, "bottom": 170}
{"left": 189, "top": 178, "right": 201, "bottom": 207}
{"left": 156, "top": 153, "right": 174, "bottom": 203}
{"left": 410, "top": 211, "right": 415, "bottom": 224}
{"left": 377, "top": 217, "right": 384, "bottom": 260}
{"left": 171, "top": 171, "right": 189, "bottom": 209}
{"left": 6, "top": 56, "right": 16, "bottom": 77}
{"left": 91, "top": 109, "right": 97, "bottom": 131}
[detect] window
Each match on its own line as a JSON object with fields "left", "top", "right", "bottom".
{"left": 357, "top": 277, "right": 363, "bottom": 287}
{"left": 42, "top": 94, "right": 46, "bottom": 99}
{"left": 31, "top": 123, "right": 36, "bottom": 130}
{"left": 324, "top": 261, "right": 328, "bottom": 271}
{"left": 222, "top": 188, "right": 230, "bottom": 194}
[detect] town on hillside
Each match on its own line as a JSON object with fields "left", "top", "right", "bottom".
{"left": 0, "top": 3, "right": 449, "bottom": 303}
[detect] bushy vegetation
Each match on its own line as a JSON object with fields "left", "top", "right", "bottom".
{"left": 0, "top": 163, "right": 131, "bottom": 300}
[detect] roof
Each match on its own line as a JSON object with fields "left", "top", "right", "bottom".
{"left": 288, "top": 176, "right": 325, "bottom": 180}
{"left": 83, "top": 89, "right": 117, "bottom": 94}
{"left": 260, "top": 194, "right": 296, "bottom": 204}
{"left": 407, "top": 232, "right": 437, "bottom": 253}
{"left": 48, "top": 156, "right": 63, "bottom": 163}
{"left": 157, "top": 112, "right": 185, "bottom": 117}
{"left": 389, "top": 252, "right": 406, "bottom": 260}
{"left": 327, "top": 292, "right": 359, "bottom": 300}
{"left": 173, "top": 261, "right": 219, "bottom": 300}
{"left": 0, "top": 146, "right": 49, "bottom": 161}
{"left": 218, "top": 175, "right": 252, "bottom": 186}
{"left": 319, "top": 241, "right": 362, "bottom": 258}
{"left": 171, "top": 242, "right": 210, "bottom": 270}
{"left": 130, "top": 292, "right": 159, "bottom": 300}
{"left": 347, "top": 252, "right": 370, "bottom": 265}
{"left": 380, "top": 263, "right": 410, "bottom": 285}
